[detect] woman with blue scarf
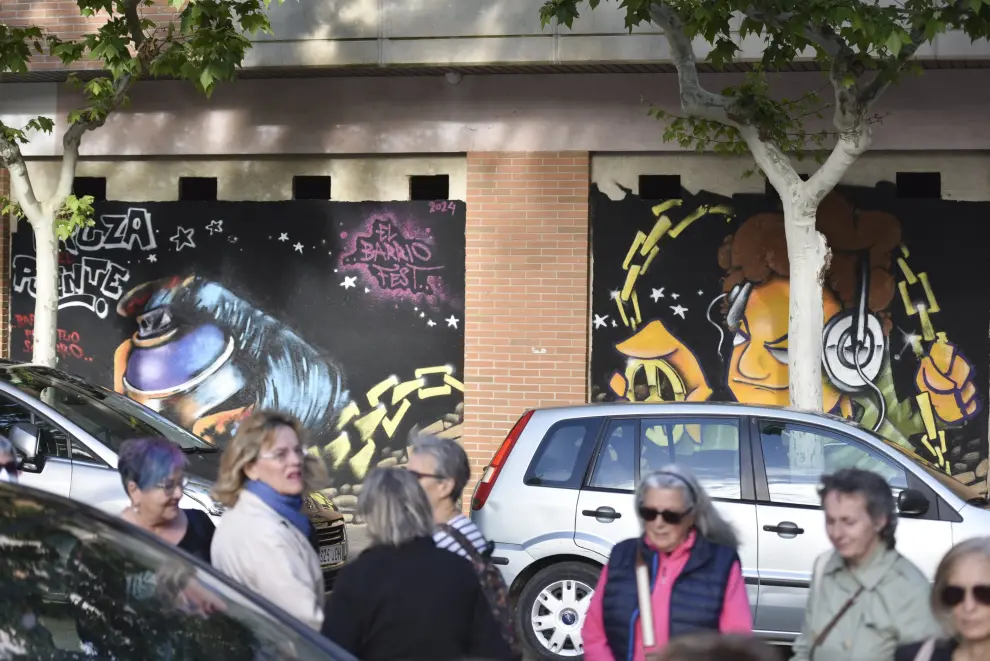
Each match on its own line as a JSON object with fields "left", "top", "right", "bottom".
{"left": 211, "top": 410, "right": 325, "bottom": 630}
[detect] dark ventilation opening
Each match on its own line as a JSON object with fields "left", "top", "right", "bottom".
{"left": 410, "top": 175, "right": 449, "bottom": 201}
{"left": 293, "top": 176, "right": 332, "bottom": 200}
{"left": 72, "top": 177, "right": 107, "bottom": 201}
{"left": 638, "top": 174, "right": 681, "bottom": 200}
{"left": 896, "top": 172, "right": 941, "bottom": 199}
{"left": 179, "top": 177, "right": 218, "bottom": 201}
{"left": 764, "top": 173, "right": 810, "bottom": 203}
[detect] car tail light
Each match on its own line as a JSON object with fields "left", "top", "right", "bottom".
{"left": 472, "top": 409, "right": 534, "bottom": 511}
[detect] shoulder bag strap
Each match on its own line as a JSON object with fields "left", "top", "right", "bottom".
{"left": 810, "top": 584, "right": 866, "bottom": 660}
{"left": 438, "top": 523, "right": 482, "bottom": 562}
{"left": 912, "top": 637, "right": 938, "bottom": 661}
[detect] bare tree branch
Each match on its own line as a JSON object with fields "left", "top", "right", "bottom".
{"left": 0, "top": 135, "right": 43, "bottom": 219}
{"left": 53, "top": 74, "right": 133, "bottom": 205}
{"left": 648, "top": 2, "right": 734, "bottom": 125}
{"left": 122, "top": 0, "right": 147, "bottom": 48}
{"left": 744, "top": 10, "right": 846, "bottom": 60}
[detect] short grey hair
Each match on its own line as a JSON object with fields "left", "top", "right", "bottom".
{"left": 357, "top": 467, "right": 435, "bottom": 547}
{"left": 409, "top": 433, "right": 471, "bottom": 503}
{"left": 819, "top": 468, "right": 897, "bottom": 549}
{"left": 931, "top": 536, "right": 990, "bottom": 633}
{"left": 636, "top": 466, "right": 739, "bottom": 549}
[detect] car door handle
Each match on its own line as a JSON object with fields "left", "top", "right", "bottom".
{"left": 582, "top": 507, "right": 622, "bottom": 522}
{"left": 763, "top": 522, "right": 805, "bottom": 538}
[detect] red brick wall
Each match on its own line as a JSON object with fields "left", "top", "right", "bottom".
{"left": 0, "top": 1, "right": 177, "bottom": 70}
{"left": 462, "top": 151, "right": 590, "bottom": 497}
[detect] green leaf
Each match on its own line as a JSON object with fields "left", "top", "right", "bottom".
{"left": 885, "top": 31, "right": 903, "bottom": 57}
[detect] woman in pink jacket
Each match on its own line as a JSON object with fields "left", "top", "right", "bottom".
{"left": 582, "top": 466, "right": 753, "bottom": 661}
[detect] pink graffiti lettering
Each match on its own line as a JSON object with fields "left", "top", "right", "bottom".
{"left": 340, "top": 214, "right": 445, "bottom": 297}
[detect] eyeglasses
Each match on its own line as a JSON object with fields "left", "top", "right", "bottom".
{"left": 156, "top": 476, "right": 190, "bottom": 494}
{"left": 941, "top": 584, "right": 990, "bottom": 607}
{"left": 259, "top": 446, "right": 306, "bottom": 463}
{"left": 638, "top": 506, "right": 693, "bottom": 525}
{"left": 407, "top": 469, "right": 445, "bottom": 481}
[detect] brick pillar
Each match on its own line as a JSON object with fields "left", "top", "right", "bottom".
{"left": 462, "top": 151, "right": 590, "bottom": 499}
{"left": 0, "top": 168, "right": 9, "bottom": 359}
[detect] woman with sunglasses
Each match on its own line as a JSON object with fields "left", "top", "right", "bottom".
{"left": 118, "top": 437, "right": 215, "bottom": 563}
{"left": 792, "top": 469, "right": 939, "bottom": 661}
{"left": 211, "top": 410, "right": 326, "bottom": 630}
{"left": 582, "top": 466, "right": 752, "bottom": 661}
{"left": 896, "top": 537, "right": 990, "bottom": 661}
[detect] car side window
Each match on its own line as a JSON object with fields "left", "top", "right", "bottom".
{"left": 640, "top": 418, "right": 742, "bottom": 500}
{"left": 587, "top": 419, "right": 637, "bottom": 492}
{"left": 525, "top": 418, "right": 603, "bottom": 489}
{"left": 759, "top": 421, "right": 909, "bottom": 506}
{"left": 0, "top": 392, "right": 70, "bottom": 460}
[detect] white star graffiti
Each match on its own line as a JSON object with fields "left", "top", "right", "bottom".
{"left": 670, "top": 304, "right": 688, "bottom": 319}
{"left": 340, "top": 276, "right": 357, "bottom": 289}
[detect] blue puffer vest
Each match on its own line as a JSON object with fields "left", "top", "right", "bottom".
{"left": 600, "top": 534, "right": 738, "bottom": 661}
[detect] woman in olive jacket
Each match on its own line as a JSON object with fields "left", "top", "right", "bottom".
{"left": 792, "top": 469, "right": 940, "bottom": 661}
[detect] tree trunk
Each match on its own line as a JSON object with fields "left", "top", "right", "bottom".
{"left": 31, "top": 216, "right": 60, "bottom": 367}
{"left": 782, "top": 196, "right": 828, "bottom": 471}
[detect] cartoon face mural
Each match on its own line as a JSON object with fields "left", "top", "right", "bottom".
{"left": 9, "top": 201, "right": 466, "bottom": 506}
{"left": 591, "top": 183, "right": 988, "bottom": 490}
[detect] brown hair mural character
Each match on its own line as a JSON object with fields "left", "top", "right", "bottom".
{"left": 608, "top": 192, "right": 981, "bottom": 479}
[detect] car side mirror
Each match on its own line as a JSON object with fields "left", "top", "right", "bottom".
{"left": 10, "top": 423, "right": 42, "bottom": 471}
{"left": 897, "top": 488, "right": 930, "bottom": 517}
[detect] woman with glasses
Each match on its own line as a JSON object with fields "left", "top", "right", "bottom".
{"left": 210, "top": 410, "right": 326, "bottom": 630}
{"left": 118, "top": 437, "right": 215, "bottom": 564}
{"left": 792, "top": 469, "right": 939, "bottom": 661}
{"left": 896, "top": 537, "right": 990, "bottom": 661}
{"left": 323, "top": 466, "right": 512, "bottom": 661}
{"left": 582, "top": 466, "right": 752, "bottom": 661}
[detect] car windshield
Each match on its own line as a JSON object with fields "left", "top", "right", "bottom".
{"left": 0, "top": 366, "right": 214, "bottom": 453}
{"left": 0, "top": 483, "right": 352, "bottom": 661}
{"left": 872, "top": 432, "right": 989, "bottom": 505}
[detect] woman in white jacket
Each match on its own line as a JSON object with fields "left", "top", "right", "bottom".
{"left": 210, "top": 410, "right": 325, "bottom": 630}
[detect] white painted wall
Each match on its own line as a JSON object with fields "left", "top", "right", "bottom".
{"left": 592, "top": 152, "right": 990, "bottom": 202}
{"left": 14, "top": 156, "right": 466, "bottom": 202}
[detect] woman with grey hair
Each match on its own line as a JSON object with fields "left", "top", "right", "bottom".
{"left": 896, "top": 537, "right": 990, "bottom": 661}
{"left": 582, "top": 466, "right": 752, "bottom": 660}
{"left": 407, "top": 432, "right": 489, "bottom": 559}
{"left": 322, "top": 467, "right": 512, "bottom": 661}
{"left": 0, "top": 435, "right": 18, "bottom": 483}
{"left": 792, "top": 468, "right": 939, "bottom": 661}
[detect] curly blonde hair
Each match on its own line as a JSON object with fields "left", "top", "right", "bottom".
{"left": 211, "top": 410, "right": 326, "bottom": 507}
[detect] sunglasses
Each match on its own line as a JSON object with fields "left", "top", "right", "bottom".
{"left": 638, "top": 506, "right": 692, "bottom": 525}
{"left": 941, "top": 584, "right": 990, "bottom": 607}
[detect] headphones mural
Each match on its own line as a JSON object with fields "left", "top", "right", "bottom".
{"left": 591, "top": 182, "right": 988, "bottom": 491}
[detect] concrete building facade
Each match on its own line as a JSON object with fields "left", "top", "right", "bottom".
{"left": 2, "top": 0, "right": 990, "bottom": 495}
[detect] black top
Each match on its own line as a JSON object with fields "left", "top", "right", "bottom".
{"left": 177, "top": 509, "right": 215, "bottom": 564}
{"left": 895, "top": 638, "right": 958, "bottom": 661}
{"left": 322, "top": 536, "right": 513, "bottom": 661}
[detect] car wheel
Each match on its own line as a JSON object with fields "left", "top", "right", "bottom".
{"left": 517, "top": 561, "right": 601, "bottom": 660}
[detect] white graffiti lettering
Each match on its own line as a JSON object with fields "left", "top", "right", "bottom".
{"left": 12, "top": 255, "right": 131, "bottom": 319}
{"left": 64, "top": 208, "right": 157, "bottom": 255}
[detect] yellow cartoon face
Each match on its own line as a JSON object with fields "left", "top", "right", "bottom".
{"left": 727, "top": 278, "right": 844, "bottom": 411}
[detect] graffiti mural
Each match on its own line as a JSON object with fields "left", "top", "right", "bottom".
{"left": 10, "top": 201, "right": 466, "bottom": 507}
{"left": 590, "top": 182, "right": 989, "bottom": 489}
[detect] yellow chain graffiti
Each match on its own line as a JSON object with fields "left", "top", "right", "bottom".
{"left": 895, "top": 246, "right": 951, "bottom": 474}
{"left": 315, "top": 365, "right": 465, "bottom": 481}
{"left": 612, "top": 199, "right": 732, "bottom": 402}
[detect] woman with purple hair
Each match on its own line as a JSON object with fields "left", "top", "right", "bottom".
{"left": 118, "top": 437, "right": 215, "bottom": 563}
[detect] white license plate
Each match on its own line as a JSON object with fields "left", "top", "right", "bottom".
{"left": 319, "top": 544, "right": 343, "bottom": 565}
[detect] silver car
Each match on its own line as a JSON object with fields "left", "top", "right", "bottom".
{"left": 0, "top": 363, "right": 348, "bottom": 590}
{"left": 470, "top": 402, "right": 990, "bottom": 660}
